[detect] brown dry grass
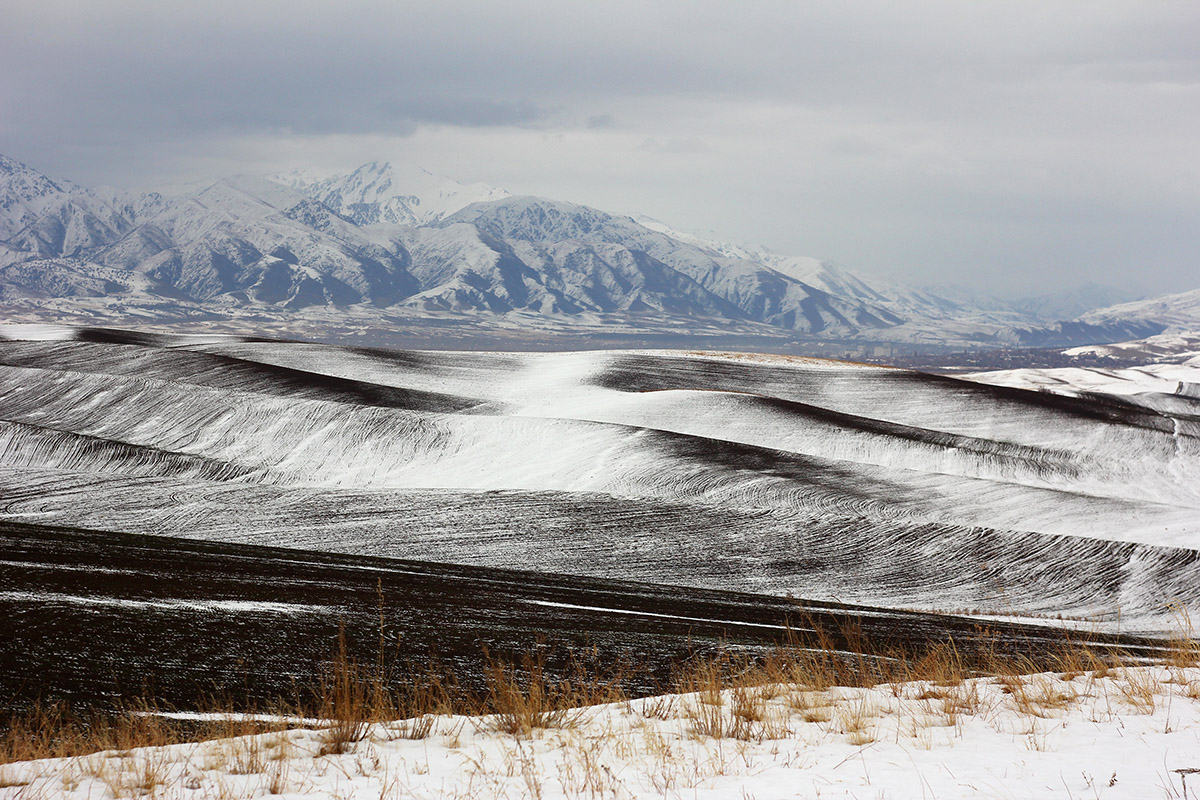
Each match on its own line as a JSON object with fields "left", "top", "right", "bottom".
{"left": 4, "top": 611, "right": 1195, "bottom": 762}
{"left": 0, "top": 701, "right": 286, "bottom": 768}
{"left": 482, "top": 656, "right": 595, "bottom": 737}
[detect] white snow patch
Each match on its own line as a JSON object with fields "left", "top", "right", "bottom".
{"left": 4, "top": 667, "right": 1199, "bottom": 799}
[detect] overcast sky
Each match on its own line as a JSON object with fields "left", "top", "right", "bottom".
{"left": 2, "top": 1, "right": 1197, "bottom": 298}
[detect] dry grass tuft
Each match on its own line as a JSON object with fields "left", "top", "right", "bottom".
{"left": 1007, "top": 674, "right": 1077, "bottom": 718}
{"left": 317, "top": 625, "right": 371, "bottom": 754}
{"left": 730, "top": 687, "right": 765, "bottom": 724}
{"left": 801, "top": 706, "right": 833, "bottom": 724}
{"left": 227, "top": 737, "right": 266, "bottom": 775}
{"left": 482, "top": 650, "right": 626, "bottom": 737}
{"left": 1166, "top": 602, "right": 1200, "bottom": 669}
{"left": 833, "top": 693, "right": 877, "bottom": 736}
{"left": 677, "top": 656, "right": 730, "bottom": 707}
{"left": 907, "top": 641, "right": 968, "bottom": 687}
{"left": 1114, "top": 667, "right": 1160, "bottom": 714}
{"left": 636, "top": 696, "right": 678, "bottom": 721}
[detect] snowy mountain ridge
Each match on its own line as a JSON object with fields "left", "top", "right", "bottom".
{"left": 0, "top": 152, "right": 1190, "bottom": 347}
{"left": 279, "top": 160, "right": 511, "bottom": 227}
{"left": 1079, "top": 287, "right": 1200, "bottom": 332}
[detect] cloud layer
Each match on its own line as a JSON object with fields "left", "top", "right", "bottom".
{"left": 2, "top": 0, "right": 1198, "bottom": 297}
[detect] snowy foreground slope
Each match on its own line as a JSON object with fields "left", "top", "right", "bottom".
{"left": 3, "top": 667, "right": 1199, "bottom": 800}
{"left": 2, "top": 325, "right": 1199, "bottom": 632}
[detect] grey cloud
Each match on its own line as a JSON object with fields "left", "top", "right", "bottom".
{"left": 825, "top": 137, "right": 886, "bottom": 158}
{"left": 6, "top": 2, "right": 1198, "bottom": 139}
{"left": 586, "top": 114, "right": 616, "bottom": 130}
{"left": 1, "top": 0, "right": 1198, "bottom": 297}
{"left": 375, "top": 97, "right": 550, "bottom": 129}
{"left": 638, "top": 137, "right": 709, "bottom": 155}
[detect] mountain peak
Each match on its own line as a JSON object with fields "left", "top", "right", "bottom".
{"left": 0, "top": 153, "right": 67, "bottom": 203}
{"left": 0, "top": 153, "right": 28, "bottom": 174}
{"left": 288, "top": 160, "right": 510, "bottom": 227}
{"left": 351, "top": 160, "right": 430, "bottom": 179}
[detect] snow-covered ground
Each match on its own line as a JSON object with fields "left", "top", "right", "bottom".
{"left": 4, "top": 667, "right": 1199, "bottom": 800}
{"left": 962, "top": 362, "right": 1200, "bottom": 398}
{"left": 2, "top": 326, "right": 1200, "bottom": 632}
{"left": 1065, "top": 332, "right": 1200, "bottom": 363}
{"left": 962, "top": 331, "right": 1200, "bottom": 399}
{"left": 961, "top": 357, "right": 1200, "bottom": 400}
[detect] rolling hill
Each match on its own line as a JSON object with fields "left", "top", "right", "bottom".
{"left": 2, "top": 324, "right": 1197, "bottom": 634}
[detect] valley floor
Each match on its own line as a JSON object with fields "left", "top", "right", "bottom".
{"left": 3, "top": 666, "right": 1199, "bottom": 800}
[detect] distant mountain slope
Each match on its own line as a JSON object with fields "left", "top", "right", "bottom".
{"left": 1014, "top": 282, "right": 1140, "bottom": 321}
{"left": 96, "top": 175, "right": 418, "bottom": 307}
{"left": 635, "top": 215, "right": 999, "bottom": 321}
{"left": 0, "top": 154, "right": 139, "bottom": 261}
{"left": 0, "top": 153, "right": 1193, "bottom": 346}
{"left": 1080, "top": 288, "right": 1200, "bottom": 331}
{"left": 1065, "top": 331, "right": 1200, "bottom": 362}
{"left": 279, "top": 160, "right": 510, "bottom": 226}
{"left": 422, "top": 196, "right": 901, "bottom": 332}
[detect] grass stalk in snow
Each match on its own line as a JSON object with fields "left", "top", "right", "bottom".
{"left": 481, "top": 648, "right": 629, "bottom": 737}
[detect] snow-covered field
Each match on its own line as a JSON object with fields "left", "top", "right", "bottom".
{"left": 2, "top": 325, "right": 1199, "bottom": 633}
{"left": 3, "top": 667, "right": 1199, "bottom": 800}
{"left": 963, "top": 361, "right": 1200, "bottom": 400}
{"left": 1065, "top": 332, "right": 1200, "bottom": 363}
{"left": 962, "top": 337, "right": 1200, "bottom": 404}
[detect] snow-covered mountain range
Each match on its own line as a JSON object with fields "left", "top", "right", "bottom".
{"left": 0, "top": 153, "right": 1186, "bottom": 347}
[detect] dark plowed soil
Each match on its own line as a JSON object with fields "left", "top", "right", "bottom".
{"left": 0, "top": 520, "right": 1170, "bottom": 712}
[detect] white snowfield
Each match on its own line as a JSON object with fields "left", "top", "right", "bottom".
{"left": 1064, "top": 331, "right": 1200, "bottom": 363}
{"left": 963, "top": 362, "right": 1200, "bottom": 400}
{"left": 2, "top": 667, "right": 1199, "bottom": 800}
{"left": 2, "top": 326, "right": 1200, "bottom": 632}
{"left": 962, "top": 335, "right": 1200, "bottom": 402}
